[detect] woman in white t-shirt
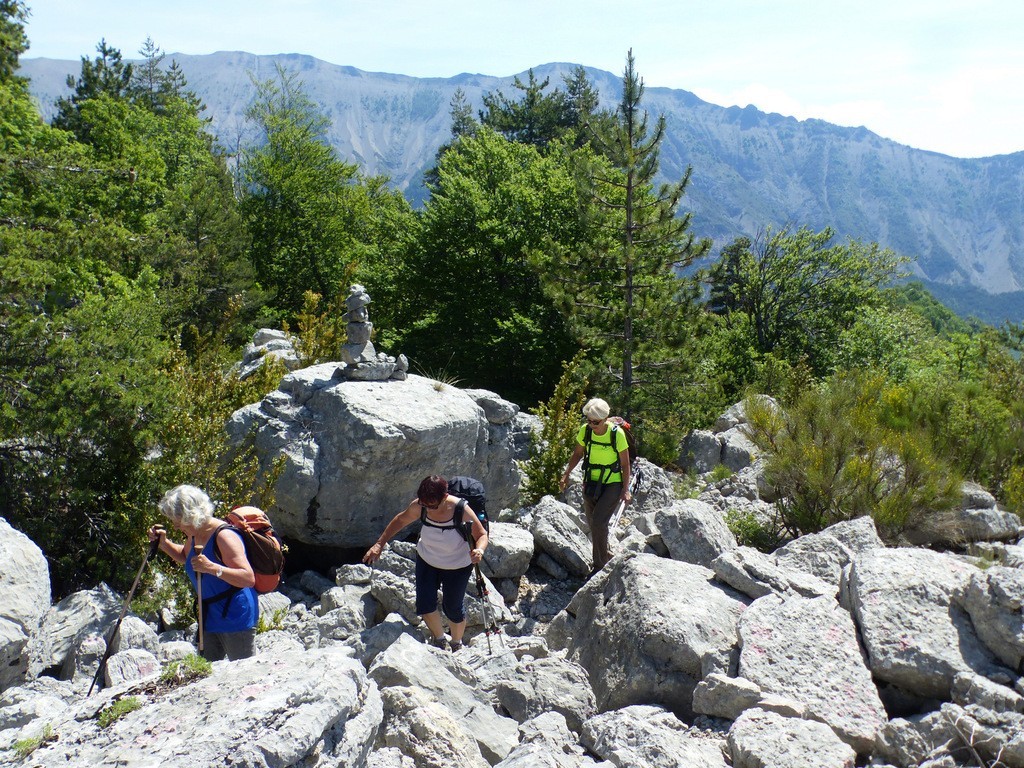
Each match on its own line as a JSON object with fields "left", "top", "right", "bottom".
{"left": 363, "top": 475, "right": 488, "bottom": 651}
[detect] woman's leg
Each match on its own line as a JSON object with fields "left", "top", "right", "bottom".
{"left": 590, "top": 482, "right": 622, "bottom": 570}
{"left": 415, "top": 554, "right": 446, "bottom": 641}
{"left": 439, "top": 564, "right": 474, "bottom": 644}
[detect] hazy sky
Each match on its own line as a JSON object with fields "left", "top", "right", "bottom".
{"left": 22, "top": 0, "right": 1024, "bottom": 158}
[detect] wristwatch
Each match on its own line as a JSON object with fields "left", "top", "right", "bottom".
{"left": 215, "top": 566, "right": 224, "bottom": 579}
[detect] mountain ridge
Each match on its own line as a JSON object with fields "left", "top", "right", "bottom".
{"left": 18, "top": 52, "right": 1024, "bottom": 317}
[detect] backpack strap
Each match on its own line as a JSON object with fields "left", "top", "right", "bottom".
{"left": 583, "top": 424, "right": 622, "bottom": 484}
{"left": 419, "top": 500, "right": 461, "bottom": 531}
{"left": 205, "top": 524, "right": 242, "bottom": 619}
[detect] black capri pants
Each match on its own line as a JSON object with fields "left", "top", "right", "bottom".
{"left": 415, "top": 555, "right": 473, "bottom": 622}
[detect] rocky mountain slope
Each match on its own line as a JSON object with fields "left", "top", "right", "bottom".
{"left": 19, "top": 53, "right": 1024, "bottom": 309}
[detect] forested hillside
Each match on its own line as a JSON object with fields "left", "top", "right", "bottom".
{"left": 20, "top": 51, "right": 1024, "bottom": 310}
{"left": 3, "top": 4, "right": 1024, "bottom": 600}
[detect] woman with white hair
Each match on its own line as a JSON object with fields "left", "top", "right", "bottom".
{"left": 559, "top": 397, "right": 632, "bottom": 575}
{"left": 148, "top": 484, "right": 259, "bottom": 660}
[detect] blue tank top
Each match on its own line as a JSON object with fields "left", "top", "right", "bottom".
{"left": 185, "top": 530, "right": 259, "bottom": 633}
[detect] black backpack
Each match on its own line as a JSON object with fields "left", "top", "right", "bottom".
{"left": 420, "top": 476, "right": 489, "bottom": 544}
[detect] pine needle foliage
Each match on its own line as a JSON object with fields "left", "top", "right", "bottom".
{"left": 551, "top": 50, "right": 710, "bottom": 420}
{"left": 520, "top": 353, "right": 589, "bottom": 505}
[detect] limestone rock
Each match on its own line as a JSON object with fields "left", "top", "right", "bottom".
{"left": 691, "top": 672, "right": 762, "bottom": 720}
{"left": 494, "top": 656, "right": 597, "bottom": 732}
{"left": 529, "top": 496, "right": 592, "bottom": 577}
{"left": 655, "top": 499, "right": 737, "bottom": 567}
{"left": 379, "top": 686, "right": 489, "bottom": 768}
{"left": 582, "top": 704, "right": 730, "bottom": 767}
{"left": 956, "top": 565, "right": 1024, "bottom": 670}
{"left": 7, "top": 646, "right": 380, "bottom": 767}
{"left": 712, "top": 546, "right": 835, "bottom": 600}
{"left": 773, "top": 516, "right": 883, "bottom": 586}
{"left": 227, "top": 371, "right": 521, "bottom": 547}
{"left": 103, "top": 648, "right": 159, "bottom": 688}
{"left": 480, "top": 522, "right": 534, "bottom": 579}
{"left": 845, "top": 548, "right": 999, "bottom": 699}
{"left": 728, "top": 708, "right": 856, "bottom": 768}
{"left": 550, "top": 553, "right": 748, "bottom": 717}
{"left": 738, "top": 594, "right": 886, "bottom": 753}
{"left": 0, "top": 517, "right": 51, "bottom": 690}
{"left": 368, "top": 633, "right": 519, "bottom": 763}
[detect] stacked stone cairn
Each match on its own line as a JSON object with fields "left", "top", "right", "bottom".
{"left": 335, "top": 283, "right": 408, "bottom": 382}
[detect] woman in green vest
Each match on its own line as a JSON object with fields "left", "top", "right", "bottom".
{"left": 559, "top": 397, "right": 632, "bottom": 575}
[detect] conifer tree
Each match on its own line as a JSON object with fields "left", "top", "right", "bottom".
{"left": 557, "top": 50, "right": 710, "bottom": 421}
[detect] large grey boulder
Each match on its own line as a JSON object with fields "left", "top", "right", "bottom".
{"left": 581, "top": 705, "right": 730, "bottom": 768}
{"left": 109, "top": 615, "right": 159, "bottom": 656}
{"left": 480, "top": 522, "right": 534, "bottom": 579}
{"left": 956, "top": 566, "right": 1024, "bottom": 670}
{"left": 0, "top": 518, "right": 50, "bottom": 634}
{"left": 844, "top": 548, "right": 999, "bottom": 699}
{"left": 494, "top": 656, "right": 597, "bottom": 733}
{"left": 903, "top": 481, "right": 1023, "bottom": 547}
{"left": 773, "top": 516, "right": 883, "bottom": 586}
{"left": 548, "top": 553, "right": 748, "bottom": 717}
{"left": 495, "top": 712, "right": 604, "bottom": 768}
{"left": 378, "top": 686, "right": 489, "bottom": 768}
{"left": 691, "top": 672, "right": 762, "bottom": 720}
{"left": 727, "top": 708, "right": 856, "bottom": 768}
{"left": 529, "top": 496, "right": 592, "bottom": 577}
{"left": 317, "top": 584, "right": 377, "bottom": 643}
{"left": 737, "top": 594, "right": 886, "bottom": 753}
{"left": 712, "top": 546, "right": 835, "bottom": 600}
{"left": 0, "top": 517, "right": 51, "bottom": 690}
{"left": 227, "top": 369, "right": 521, "bottom": 548}
{"left": 237, "top": 327, "right": 301, "bottom": 379}
{"left": 368, "top": 633, "right": 519, "bottom": 763}
{"left": 26, "top": 584, "right": 121, "bottom": 680}
{"left": 103, "top": 648, "right": 160, "bottom": 688}
{"left": 655, "top": 499, "right": 737, "bottom": 567}
{"left": 719, "top": 427, "right": 759, "bottom": 472}
{"left": 678, "top": 429, "right": 722, "bottom": 473}
{"left": 3, "top": 646, "right": 381, "bottom": 767}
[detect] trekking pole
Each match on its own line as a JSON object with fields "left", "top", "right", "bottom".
{"left": 608, "top": 468, "right": 644, "bottom": 537}
{"left": 472, "top": 563, "right": 505, "bottom": 653}
{"left": 88, "top": 538, "right": 161, "bottom": 696}
{"left": 195, "top": 539, "right": 204, "bottom": 652}
{"left": 462, "top": 520, "right": 504, "bottom": 653}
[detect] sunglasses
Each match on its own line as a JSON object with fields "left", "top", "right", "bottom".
{"left": 586, "top": 418, "right": 604, "bottom": 426}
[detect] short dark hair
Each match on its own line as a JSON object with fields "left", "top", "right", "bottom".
{"left": 417, "top": 475, "right": 448, "bottom": 506}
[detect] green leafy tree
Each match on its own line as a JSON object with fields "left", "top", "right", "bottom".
{"left": 241, "top": 66, "right": 405, "bottom": 320}
{"left": 707, "top": 226, "right": 907, "bottom": 375}
{"left": 399, "top": 127, "right": 583, "bottom": 404}
{"left": 0, "top": 251, "right": 173, "bottom": 595}
{"left": 480, "top": 69, "right": 570, "bottom": 148}
{"left": 0, "top": 1, "right": 28, "bottom": 82}
{"left": 54, "top": 39, "right": 134, "bottom": 142}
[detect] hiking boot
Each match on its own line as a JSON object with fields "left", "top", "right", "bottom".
{"left": 449, "top": 641, "right": 463, "bottom": 652}
{"left": 431, "top": 635, "right": 450, "bottom": 651}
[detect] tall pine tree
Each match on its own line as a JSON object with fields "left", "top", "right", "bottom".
{"left": 552, "top": 50, "right": 710, "bottom": 435}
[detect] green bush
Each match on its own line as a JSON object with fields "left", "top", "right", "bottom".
{"left": 257, "top": 607, "right": 288, "bottom": 634}
{"left": 745, "top": 373, "right": 961, "bottom": 539}
{"left": 11, "top": 724, "right": 54, "bottom": 758}
{"left": 520, "top": 353, "right": 588, "bottom": 505}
